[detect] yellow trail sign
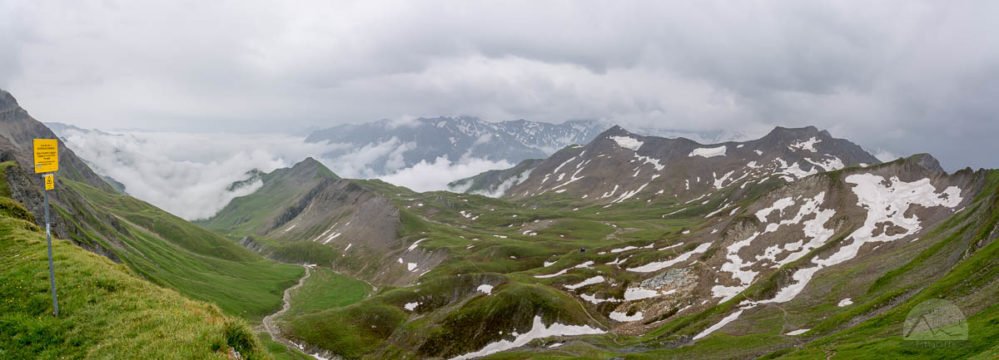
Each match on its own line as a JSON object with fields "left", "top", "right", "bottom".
{"left": 34, "top": 139, "right": 59, "bottom": 174}
{"left": 35, "top": 138, "right": 62, "bottom": 316}
{"left": 44, "top": 174, "right": 55, "bottom": 191}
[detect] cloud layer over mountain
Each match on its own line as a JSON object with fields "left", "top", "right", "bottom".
{"left": 3, "top": 1, "right": 997, "bottom": 169}
{"left": 57, "top": 128, "right": 512, "bottom": 219}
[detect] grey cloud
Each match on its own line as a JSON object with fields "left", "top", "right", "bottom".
{"left": 1, "top": 0, "right": 997, "bottom": 169}
{"left": 57, "top": 128, "right": 339, "bottom": 220}
{"left": 57, "top": 127, "right": 515, "bottom": 218}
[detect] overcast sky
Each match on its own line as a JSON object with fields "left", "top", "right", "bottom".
{"left": 2, "top": 0, "right": 997, "bottom": 169}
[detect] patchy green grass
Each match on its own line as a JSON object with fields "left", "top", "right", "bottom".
{"left": 61, "top": 179, "right": 303, "bottom": 321}
{"left": 257, "top": 332, "right": 313, "bottom": 360}
{"left": 284, "top": 300, "right": 408, "bottom": 359}
{"left": 286, "top": 268, "right": 371, "bottom": 316}
{"left": 198, "top": 158, "right": 338, "bottom": 238}
{"left": 138, "top": 160, "right": 999, "bottom": 360}
{"left": 0, "top": 161, "right": 17, "bottom": 197}
{"left": 0, "top": 196, "right": 270, "bottom": 359}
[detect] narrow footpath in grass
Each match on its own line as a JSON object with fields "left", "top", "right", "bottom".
{"left": 261, "top": 264, "right": 324, "bottom": 359}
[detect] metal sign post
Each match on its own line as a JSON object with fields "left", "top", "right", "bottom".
{"left": 34, "top": 139, "right": 60, "bottom": 317}
{"left": 43, "top": 175, "right": 58, "bottom": 317}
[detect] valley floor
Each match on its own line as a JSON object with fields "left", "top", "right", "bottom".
{"left": 262, "top": 264, "right": 315, "bottom": 357}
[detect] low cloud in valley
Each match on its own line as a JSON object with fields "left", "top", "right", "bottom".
{"left": 58, "top": 127, "right": 512, "bottom": 219}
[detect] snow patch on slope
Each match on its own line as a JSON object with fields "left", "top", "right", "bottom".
{"left": 713, "top": 170, "right": 736, "bottom": 190}
{"left": 774, "top": 158, "right": 817, "bottom": 181}
{"left": 610, "top": 136, "right": 643, "bottom": 151}
{"left": 450, "top": 316, "right": 604, "bottom": 360}
{"left": 477, "top": 284, "right": 494, "bottom": 295}
{"left": 785, "top": 329, "right": 810, "bottom": 336}
{"left": 805, "top": 156, "right": 845, "bottom": 172}
{"left": 693, "top": 309, "right": 744, "bottom": 340}
{"left": 759, "top": 175, "right": 963, "bottom": 304}
{"left": 610, "top": 311, "right": 644, "bottom": 322}
{"left": 475, "top": 168, "right": 534, "bottom": 198}
{"left": 789, "top": 137, "right": 821, "bottom": 152}
{"left": 626, "top": 242, "right": 712, "bottom": 273}
{"left": 623, "top": 287, "right": 663, "bottom": 301}
{"left": 408, "top": 238, "right": 428, "bottom": 251}
{"left": 714, "top": 192, "right": 836, "bottom": 302}
{"left": 689, "top": 145, "right": 727, "bottom": 158}
{"left": 564, "top": 276, "right": 606, "bottom": 290}
{"left": 534, "top": 261, "right": 595, "bottom": 279}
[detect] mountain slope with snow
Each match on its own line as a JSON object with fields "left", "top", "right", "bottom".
{"left": 498, "top": 125, "right": 880, "bottom": 204}
{"left": 447, "top": 159, "right": 542, "bottom": 197}
{"left": 264, "top": 147, "right": 996, "bottom": 359}
{"left": 248, "top": 118, "right": 997, "bottom": 359}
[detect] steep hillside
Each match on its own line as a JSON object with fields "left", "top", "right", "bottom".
{"left": 0, "top": 193, "right": 270, "bottom": 359}
{"left": 0, "top": 92, "right": 110, "bottom": 191}
{"left": 305, "top": 117, "right": 606, "bottom": 174}
{"left": 0, "top": 90, "right": 302, "bottom": 320}
{"left": 201, "top": 157, "right": 341, "bottom": 238}
{"left": 64, "top": 177, "right": 303, "bottom": 319}
{"left": 470, "top": 125, "right": 880, "bottom": 206}
{"left": 629, "top": 161, "right": 998, "bottom": 359}
{"left": 201, "top": 158, "right": 434, "bottom": 286}
{"left": 1, "top": 89, "right": 117, "bottom": 254}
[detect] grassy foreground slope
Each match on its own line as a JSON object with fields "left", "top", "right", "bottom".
{"left": 1, "top": 90, "right": 302, "bottom": 322}
{"left": 61, "top": 178, "right": 304, "bottom": 320}
{"left": 0, "top": 196, "right": 269, "bottom": 359}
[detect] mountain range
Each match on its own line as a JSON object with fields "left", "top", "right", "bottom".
{"left": 449, "top": 125, "right": 880, "bottom": 199}
{"left": 304, "top": 117, "right": 607, "bottom": 175}
{"left": 202, "top": 120, "right": 996, "bottom": 358}
{"left": 2, "top": 88, "right": 997, "bottom": 359}
{"left": 304, "top": 117, "right": 758, "bottom": 178}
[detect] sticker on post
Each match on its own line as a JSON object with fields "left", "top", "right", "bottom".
{"left": 44, "top": 174, "right": 55, "bottom": 191}
{"left": 33, "top": 139, "right": 59, "bottom": 174}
